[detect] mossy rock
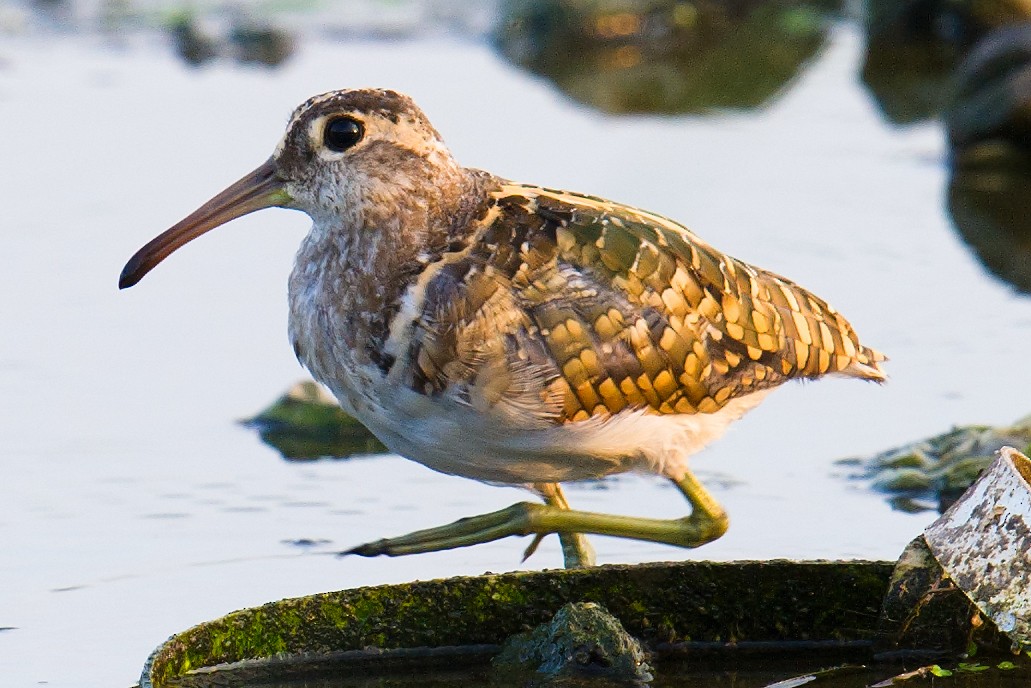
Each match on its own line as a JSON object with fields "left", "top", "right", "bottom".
{"left": 142, "top": 559, "right": 895, "bottom": 687}
{"left": 493, "top": 601, "right": 652, "bottom": 680}
{"left": 242, "top": 381, "right": 387, "bottom": 460}
{"left": 838, "top": 414, "right": 1031, "bottom": 511}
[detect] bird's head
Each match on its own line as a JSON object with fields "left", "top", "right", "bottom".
{"left": 119, "top": 88, "right": 458, "bottom": 289}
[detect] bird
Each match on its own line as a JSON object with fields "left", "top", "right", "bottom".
{"left": 120, "top": 88, "right": 885, "bottom": 568}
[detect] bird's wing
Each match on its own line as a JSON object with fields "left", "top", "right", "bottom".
{"left": 404, "top": 182, "right": 884, "bottom": 425}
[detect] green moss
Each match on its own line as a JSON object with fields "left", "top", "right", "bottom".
{"left": 935, "top": 455, "right": 994, "bottom": 492}
{"left": 846, "top": 415, "right": 1031, "bottom": 506}
{"left": 241, "top": 381, "right": 387, "bottom": 460}
{"left": 880, "top": 450, "right": 934, "bottom": 470}
{"left": 146, "top": 560, "right": 895, "bottom": 686}
{"left": 872, "top": 467, "right": 933, "bottom": 492}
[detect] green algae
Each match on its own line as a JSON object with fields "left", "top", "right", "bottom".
{"left": 144, "top": 560, "right": 894, "bottom": 686}
{"left": 241, "top": 381, "right": 386, "bottom": 460}
{"left": 839, "top": 415, "right": 1031, "bottom": 511}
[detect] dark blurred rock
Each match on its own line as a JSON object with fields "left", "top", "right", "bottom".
{"left": 494, "top": 0, "right": 838, "bottom": 114}
{"left": 230, "top": 23, "right": 295, "bottom": 67}
{"left": 861, "top": 0, "right": 1031, "bottom": 125}
{"left": 945, "top": 24, "right": 1031, "bottom": 293}
{"left": 168, "top": 14, "right": 218, "bottom": 67}
{"left": 948, "top": 143, "right": 1031, "bottom": 293}
{"left": 166, "top": 13, "right": 294, "bottom": 68}
{"left": 946, "top": 22, "right": 1031, "bottom": 149}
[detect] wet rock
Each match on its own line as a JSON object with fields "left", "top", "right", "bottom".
{"left": 871, "top": 467, "right": 933, "bottom": 492}
{"left": 493, "top": 602, "right": 652, "bottom": 681}
{"left": 165, "top": 13, "right": 294, "bottom": 68}
{"left": 946, "top": 23, "right": 1031, "bottom": 150}
{"left": 838, "top": 415, "right": 1031, "bottom": 512}
{"left": 924, "top": 448, "right": 1031, "bottom": 653}
{"left": 143, "top": 560, "right": 895, "bottom": 684}
{"left": 242, "top": 381, "right": 387, "bottom": 461}
{"left": 861, "top": 0, "right": 1031, "bottom": 124}
{"left": 494, "top": 0, "right": 835, "bottom": 115}
{"left": 877, "top": 536, "right": 988, "bottom": 655}
{"left": 169, "top": 14, "right": 218, "bottom": 67}
{"left": 230, "top": 23, "right": 294, "bottom": 67}
{"left": 879, "top": 449, "right": 1031, "bottom": 656}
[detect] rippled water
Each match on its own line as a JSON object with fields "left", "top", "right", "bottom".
{"left": 3, "top": 14, "right": 1031, "bottom": 688}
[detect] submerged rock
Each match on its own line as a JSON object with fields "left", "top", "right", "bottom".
{"left": 493, "top": 602, "right": 652, "bottom": 681}
{"left": 838, "top": 414, "right": 1031, "bottom": 512}
{"left": 242, "top": 381, "right": 386, "bottom": 461}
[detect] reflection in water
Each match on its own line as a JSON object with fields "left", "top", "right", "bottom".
{"left": 949, "top": 145, "right": 1031, "bottom": 293}
{"left": 861, "top": 0, "right": 1031, "bottom": 124}
{"left": 494, "top": 0, "right": 837, "bottom": 114}
{"left": 946, "top": 24, "right": 1031, "bottom": 293}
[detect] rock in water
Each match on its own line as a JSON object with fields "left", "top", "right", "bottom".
{"left": 493, "top": 602, "right": 652, "bottom": 681}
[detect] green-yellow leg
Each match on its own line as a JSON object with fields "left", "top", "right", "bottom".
{"left": 521, "top": 483, "right": 596, "bottom": 569}
{"left": 345, "top": 470, "right": 728, "bottom": 559}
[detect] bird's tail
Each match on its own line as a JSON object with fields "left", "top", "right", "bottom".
{"left": 843, "top": 344, "right": 887, "bottom": 383}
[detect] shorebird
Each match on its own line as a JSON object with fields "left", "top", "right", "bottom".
{"left": 121, "top": 88, "right": 885, "bottom": 567}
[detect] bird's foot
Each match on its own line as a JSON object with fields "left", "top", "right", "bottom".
{"left": 343, "top": 496, "right": 725, "bottom": 560}
{"left": 345, "top": 502, "right": 543, "bottom": 558}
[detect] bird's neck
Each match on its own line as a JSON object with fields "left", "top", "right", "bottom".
{"left": 289, "top": 166, "right": 499, "bottom": 379}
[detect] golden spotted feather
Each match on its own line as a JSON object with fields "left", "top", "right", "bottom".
{"left": 403, "top": 183, "right": 885, "bottom": 427}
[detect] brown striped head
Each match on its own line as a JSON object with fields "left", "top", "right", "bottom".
{"left": 120, "top": 88, "right": 461, "bottom": 288}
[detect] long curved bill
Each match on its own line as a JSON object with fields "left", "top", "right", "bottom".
{"left": 119, "top": 158, "right": 291, "bottom": 289}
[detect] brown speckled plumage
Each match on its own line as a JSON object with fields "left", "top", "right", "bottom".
{"left": 402, "top": 184, "right": 884, "bottom": 427}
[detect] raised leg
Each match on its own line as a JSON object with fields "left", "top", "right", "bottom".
{"left": 345, "top": 469, "right": 728, "bottom": 559}
{"left": 521, "top": 483, "right": 596, "bottom": 568}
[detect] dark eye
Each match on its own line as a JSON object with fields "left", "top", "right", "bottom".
{"left": 324, "top": 117, "right": 364, "bottom": 152}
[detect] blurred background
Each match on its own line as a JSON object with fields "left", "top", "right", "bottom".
{"left": 3, "top": 0, "right": 1031, "bottom": 685}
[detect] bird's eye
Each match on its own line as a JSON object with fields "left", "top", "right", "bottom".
{"left": 324, "top": 117, "right": 364, "bottom": 152}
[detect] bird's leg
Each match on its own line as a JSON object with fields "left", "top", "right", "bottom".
{"left": 521, "top": 483, "right": 596, "bottom": 568}
{"left": 345, "top": 468, "right": 728, "bottom": 558}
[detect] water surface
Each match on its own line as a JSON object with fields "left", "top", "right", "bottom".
{"left": 3, "top": 18, "right": 1031, "bottom": 688}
